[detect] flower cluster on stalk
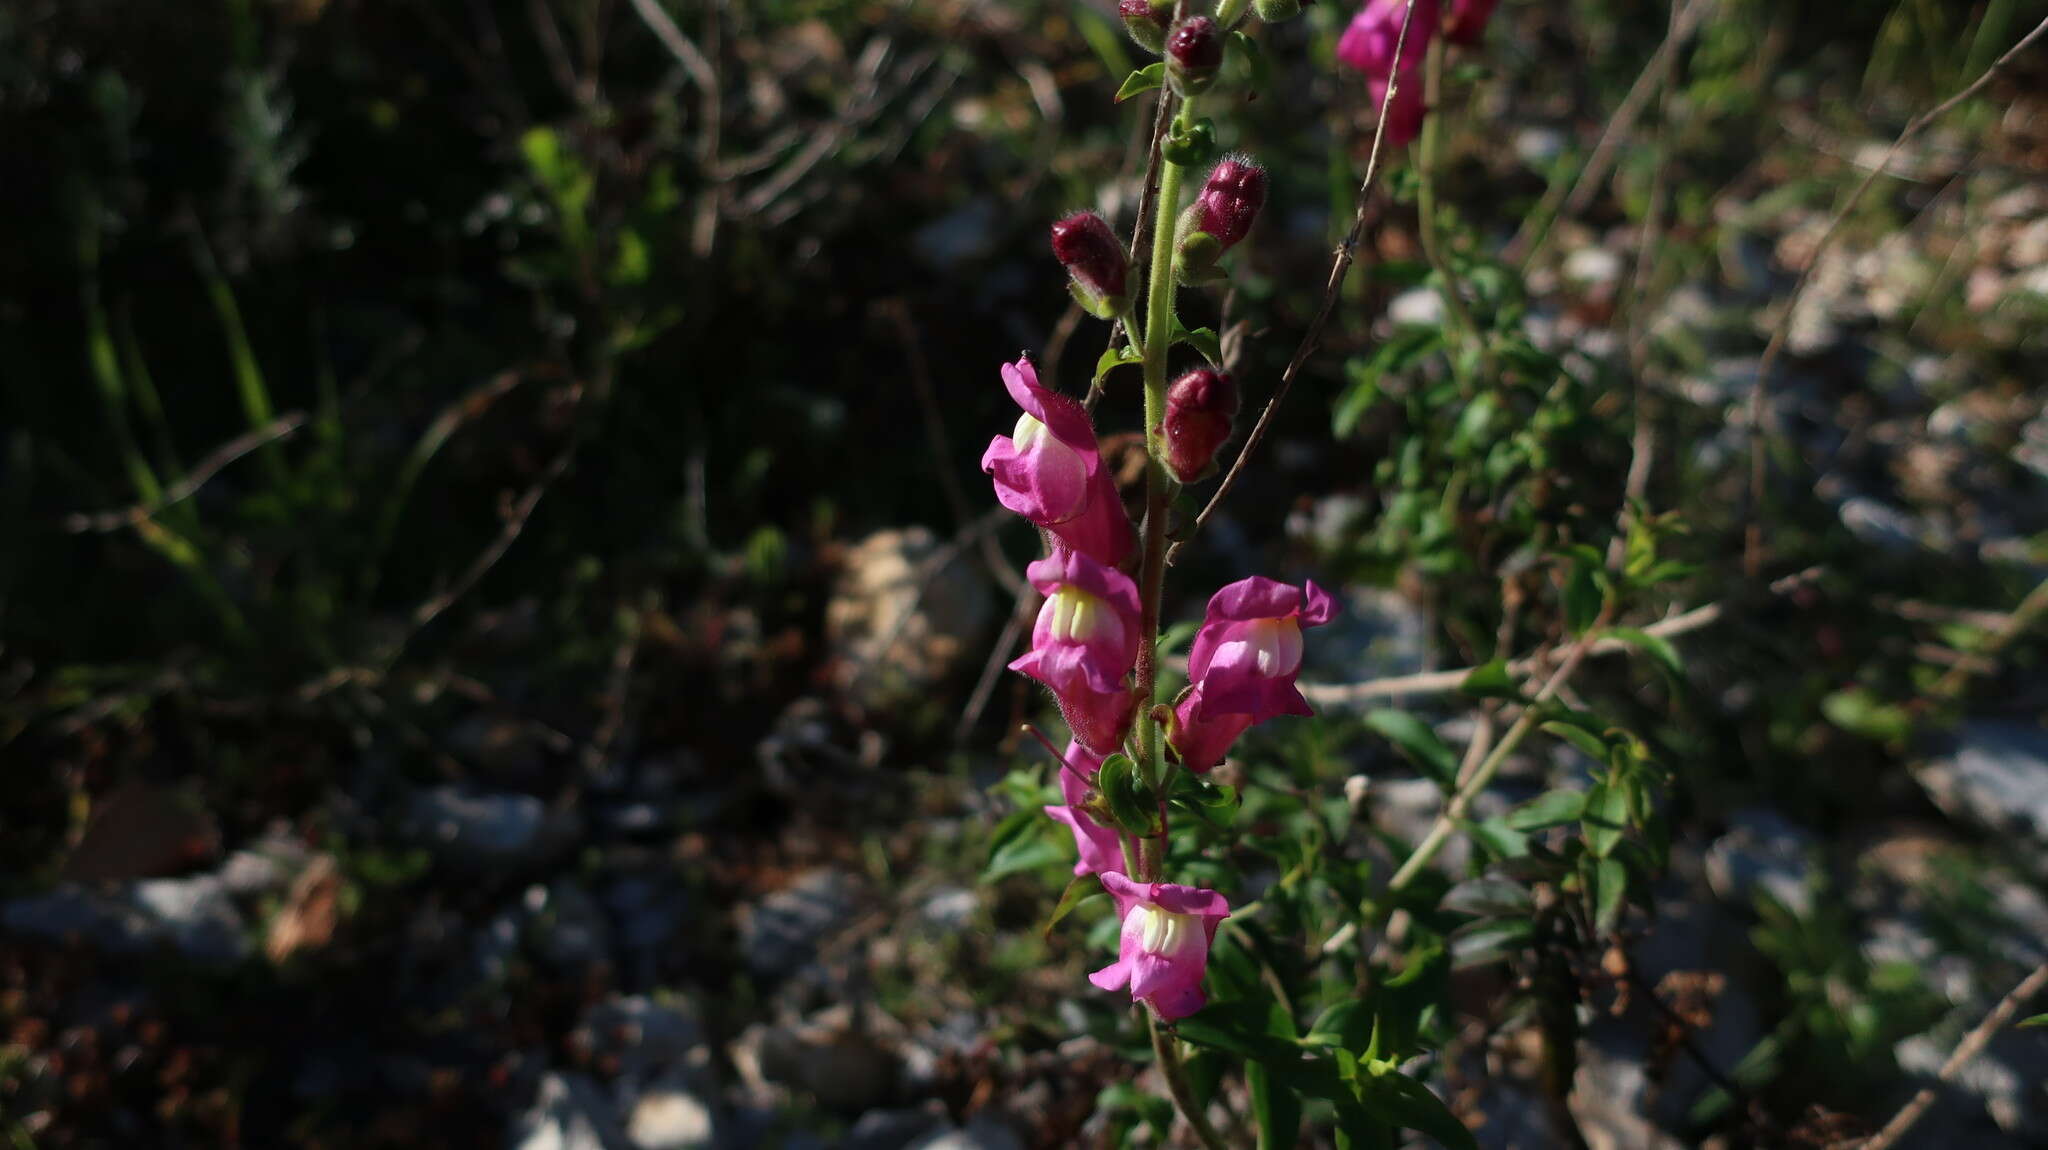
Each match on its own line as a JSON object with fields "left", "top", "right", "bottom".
{"left": 973, "top": 0, "right": 1403, "bottom": 1025}
{"left": 1337, "top": 0, "right": 1499, "bottom": 145}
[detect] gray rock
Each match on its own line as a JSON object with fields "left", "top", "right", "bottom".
{"left": 904, "top": 1114, "right": 1025, "bottom": 1150}
{"left": 739, "top": 868, "right": 860, "bottom": 979}
{"left": 1388, "top": 287, "right": 1446, "bottom": 328}
{"left": 624, "top": 1089, "right": 714, "bottom": 1150}
{"left": 1704, "top": 808, "right": 1818, "bottom": 916}
{"left": 1919, "top": 722, "right": 2048, "bottom": 847}
{"left": 732, "top": 1006, "right": 901, "bottom": 1113}
{"left": 511, "top": 1072, "right": 630, "bottom": 1150}
{"left": 533, "top": 880, "right": 612, "bottom": 970}
{"left": 845, "top": 1104, "right": 951, "bottom": 1150}
{"left": 918, "top": 887, "right": 977, "bottom": 932}
{"left": 404, "top": 786, "right": 576, "bottom": 871}
{"left": 603, "top": 874, "right": 688, "bottom": 981}
{"left": 2, "top": 876, "right": 248, "bottom": 966}
{"left": 824, "top": 527, "right": 996, "bottom": 713}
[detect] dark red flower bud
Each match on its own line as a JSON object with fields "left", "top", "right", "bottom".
{"left": 1050, "top": 211, "right": 1129, "bottom": 315}
{"left": 1193, "top": 156, "right": 1267, "bottom": 251}
{"left": 1162, "top": 368, "right": 1240, "bottom": 483}
{"left": 1166, "top": 18, "right": 1224, "bottom": 95}
{"left": 1119, "top": 0, "right": 1172, "bottom": 54}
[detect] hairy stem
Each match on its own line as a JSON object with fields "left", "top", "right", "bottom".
{"left": 1151, "top": 1016, "right": 1231, "bottom": 1150}
{"left": 1416, "top": 36, "right": 1480, "bottom": 373}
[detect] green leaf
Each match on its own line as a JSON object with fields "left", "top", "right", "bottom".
{"left": 1441, "top": 878, "right": 1534, "bottom": 918}
{"left": 1540, "top": 720, "right": 1610, "bottom": 761}
{"left": 1358, "top": 1070, "right": 1479, "bottom": 1150}
{"left": 1607, "top": 626, "right": 1683, "bottom": 678}
{"left": 1363, "top": 710, "right": 1459, "bottom": 788}
{"left": 1115, "top": 62, "right": 1166, "bottom": 102}
{"left": 1305, "top": 999, "right": 1373, "bottom": 1051}
{"left": 1229, "top": 29, "right": 1271, "bottom": 91}
{"left": 1157, "top": 619, "right": 1200, "bottom": 658}
{"left": 1093, "top": 345, "right": 1141, "bottom": 384}
{"left": 1162, "top": 118, "right": 1218, "bottom": 167}
{"left": 1177, "top": 324, "right": 1223, "bottom": 365}
{"left": 2018, "top": 1013, "right": 2048, "bottom": 1029}
{"left": 1460, "top": 659, "right": 1521, "bottom": 700}
{"left": 1247, "top": 1061, "right": 1301, "bottom": 1150}
{"left": 1502, "top": 787, "right": 1586, "bottom": 831}
{"left": 1098, "top": 753, "right": 1158, "bottom": 835}
{"left": 1042, "top": 873, "right": 1101, "bottom": 939}
{"left": 1594, "top": 855, "right": 1628, "bottom": 933}
{"left": 984, "top": 830, "right": 1063, "bottom": 880}
{"left": 1821, "top": 687, "right": 1914, "bottom": 743}
{"left": 1581, "top": 781, "right": 1628, "bottom": 857}
{"left": 1174, "top": 1002, "right": 1304, "bottom": 1063}
{"left": 1564, "top": 560, "right": 1604, "bottom": 634}
{"left": 1449, "top": 917, "right": 1534, "bottom": 968}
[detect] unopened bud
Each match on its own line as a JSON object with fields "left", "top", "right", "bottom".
{"left": 1165, "top": 17, "right": 1223, "bottom": 96}
{"left": 1119, "top": 0, "right": 1172, "bottom": 54}
{"left": 1193, "top": 155, "right": 1267, "bottom": 251}
{"left": 1050, "top": 211, "right": 1129, "bottom": 318}
{"left": 1161, "top": 368, "right": 1239, "bottom": 482}
{"left": 1253, "top": 0, "right": 1303, "bottom": 21}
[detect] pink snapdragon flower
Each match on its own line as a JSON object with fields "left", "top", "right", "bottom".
{"left": 1336, "top": 0, "right": 1438, "bottom": 79}
{"left": 1366, "top": 70, "right": 1427, "bottom": 147}
{"left": 1008, "top": 549, "right": 1141, "bottom": 753}
{"left": 1444, "top": 0, "right": 1499, "bottom": 46}
{"left": 981, "top": 357, "right": 1134, "bottom": 567}
{"left": 1169, "top": 576, "right": 1338, "bottom": 770}
{"left": 1043, "top": 741, "right": 1122, "bottom": 876}
{"left": 1089, "top": 873, "right": 1231, "bottom": 1020}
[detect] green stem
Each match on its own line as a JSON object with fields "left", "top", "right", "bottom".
{"left": 1151, "top": 1016, "right": 1231, "bottom": 1150}
{"left": 1417, "top": 36, "right": 1481, "bottom": 385}
{"left": 1132, "top": 97, "right": 1195, "bottom": 794}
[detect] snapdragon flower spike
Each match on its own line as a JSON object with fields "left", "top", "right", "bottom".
{"left": 1118, "top": 0, "right": 1171, "bottom": 54}
{"left": 981, "top": 357, "right": 1134, "bottom": 567}
{"left": 1008, "top": 549, "right": 1141, "bottom": 753}
{"left": 1089, "top": 873, "right": 1231, "bottom": 1021}
{"left": 1050, "top": 211, "right": 1129, "bottom": 318}
{"left": 1336, "top": 0, "right": 1439, "bottom": 80}
{"left": 1161, "top": 368, "right": 1239, "bottom": 484}
{"left": 1042, "top": 741, "right": 1122, "bottom": 876}
{"left": 1444, "top": 0, "right": 1500, "bottom": 46}
{"left": 1168, "top": 576, "right": 1338, "bottom": 770}
{"left": 1165, "top": 17, "right": 1223, "bottom": 96}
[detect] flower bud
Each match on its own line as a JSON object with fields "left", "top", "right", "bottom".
{"left": 1165, "top": 17, "right": 1223, "bottom": 96}
{"left": 1050, "top": 211, "right": 1129, "bottom": 318}
{"left": 1193, "top": 156, "right": 1266, "bottom": 251}
{"left": 1252, "top": 0, "right": 1303, "bottom": 21}
{"left": 1119, "top": 0, "right": 1172, "bottom": 54}
{"left": 1161, "top": 368, "right": 1239, "bottom": 483}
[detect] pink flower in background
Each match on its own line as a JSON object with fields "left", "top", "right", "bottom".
{"left": 1169, "top": 577, "right": 1338, "bottom": 770}
{"left": 1336, "top": 0, "right": 1438, "bottom": 79}
{"left": 1089, "top": 873, "right": 1231, "bottom": 1020}
{"left": 1444, "top": 0, "right": 1499, "bottom": 46}
{"left": 981, "top": 357, "right": 1133, "bottom": 566}
{"left": 1366, "top": 69, "right": 1427, "bottom": 147}
{"left": 1043, "top": 741, "right": 1122, "bottom": 875}
{"left": 1008, "top": 549, "right": 1141, "bottom": 753}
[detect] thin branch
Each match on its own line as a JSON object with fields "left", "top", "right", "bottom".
{"left": 1744, "top": 15, "right": 2048, "bottom": 575}
{"left": 1302, "top": 567, "right": 1820, "bottom": 706}
{"left": 1505, "top": 0, "right": 1714, "bottom": 268}
{"left": 64, "top": 414, "right": 308, "bottom": 533}
{"left": 1862, "top": 962, "right": 2048, "bottom": 1150}
{"left": 1930, "top": 576, "right": 2048, "bottom": 700}
{"left": 622, "top": 0, "right": 717, "bottom": 89}
{"left": 1388, "top": 602, "right": 1616, "bottom": 892}
{"left": 1166, "top": 0, "right": 1425, "bottom": 566}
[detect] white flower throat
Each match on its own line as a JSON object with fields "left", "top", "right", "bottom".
{"left": 1047, "top": 587, "right": 1106, "bottom": 642}
{"left": 1235, "top": 617, "right": 1303, "bottom": 676}
{"left": 1128, "top": 904, "right": 1198, "bottom": 954}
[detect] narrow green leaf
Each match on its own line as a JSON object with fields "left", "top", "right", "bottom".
{"left": 1359, "top": 1071, "right": 1479, "bottom": 1150}
{"left": 1594, "top": 855, "right": 1628, "bottom": 933}
{"left": 1042, "top": 873, "right": 1100, "bottom": 939}
{"left": 1450, "top": 917, "right": 1534, "bottom": 968}
{"left": 1364, "top": 710, "right": 1459, "bottom": 787}
{"left": 1540, "top": 720, "right": 1610, "bottom": 761}
{"left": 1564, "top": 561, "right": 1603, "bottom": 634}
{"left": 1461, "top": 659, "right": 1521, "bottom": 700}
{"left": 1115, "top": 62, "right": 1166, "bottom": 102}
{"left": 2017, "top": 1013, "right": 2048, "bottom": 1029}
{"left": 1441, "top": 878, "right": 1534, "bottom": 918}
{"left": 1247, "top": 1061, "right": 1301, "bottom": 1150}
{"left": 1606, "top": 626, "right": 1683, "bottom": 678}
{"left": 1502, "top": 788, "right": 1587, "bottom": 831}
{"left": 1098, "top": 753, "right": 1158, "bottom": 835}
{"left": 1581, "top": 781, "right": 1628, "bottom": 857}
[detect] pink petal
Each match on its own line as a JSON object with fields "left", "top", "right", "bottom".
{"left": 1147, "top": 882, "right": 1231, "bottom": 921}
{"left": 1299, "top": 579, "right": 1339, "bottom": 628}
{"left": 1002, "top": 358, "right": 1099, "bottom": 458}
{"left": 1148, "top": 980, "right": 1208, "bottom": 1021}
{"left": 1089, "top": 957, "right": 1132, "bottom": 992}
{"left": 1127, "top": 949, "right": 1183, "bottom": 1001}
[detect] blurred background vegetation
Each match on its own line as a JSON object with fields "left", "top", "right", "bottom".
{"left": 3, "top": 0, "right": 2047, "bottom": 1146}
